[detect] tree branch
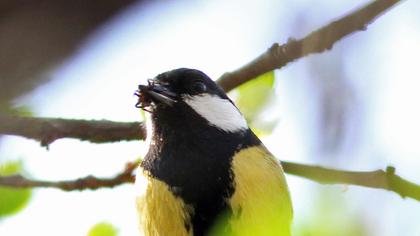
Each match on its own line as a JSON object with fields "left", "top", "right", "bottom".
{"left": 217, "top": 0, "right": 402, "bottom": 92}
{"left": 1, "top": 161, "right": 419, "bottom": 201}
{"left": 0, "top": 115, "right": 145, "bottom": 147}
{"left": 0, "top": 0, "right": 403, "bottom": 145}
{"left": 282, "top": 162, "right": 420, "bottom": 201}
{"left": 0, "top": 161, "right": 138, "bottom": 191}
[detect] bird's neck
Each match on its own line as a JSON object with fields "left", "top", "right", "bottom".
{"left": 141, "top": 116, "right": 262, "bottom": 235}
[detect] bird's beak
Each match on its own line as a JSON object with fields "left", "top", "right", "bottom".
{"left": 141, "top": 84, "right": 177, "bottom": 107}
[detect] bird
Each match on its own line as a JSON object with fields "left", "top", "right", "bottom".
{"left": 134, "top": 68, "right": 293, "bottom": 236}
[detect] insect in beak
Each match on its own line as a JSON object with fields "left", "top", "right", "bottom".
{"left": 135, "top": 79, "right": 177, "bottom": 111}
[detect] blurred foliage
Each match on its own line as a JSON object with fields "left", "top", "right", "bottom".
{"left": 234, "top": 71, "right": 278, "bottom": 136}
{"left": 294, "top": 188, "right": 367, "bottom": 236}
{"left": 0, "top": 102, "right": 33, "bottom": 116}
{"left": 236, "top": 71, "right": 275, "bottom": 121}
{"left": 209, "top": 209, "right": 291, "bottom": 236}
{"left": 87, "top": 222, "right": 118, "bottom": 236}
{"left": 0, "top": 161, "right": 32, "bottom": 218}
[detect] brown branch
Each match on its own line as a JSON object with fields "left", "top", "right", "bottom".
{"left": 0, "top": 0, "right": 403, "bottom": 145}
{"left": 0, "top": 161, "right": 138, "bottom": 191}
{"left": 282, "top": 162, "right": 420, "bottom": 201}
{"left": 1, "top": 160, "right": 419, "bottom": 202}
{"left": 0, "top": 115, "right": 145, "bottom": 147}
{"left": 217, "top": 0, "right": 402, "bottom": 92}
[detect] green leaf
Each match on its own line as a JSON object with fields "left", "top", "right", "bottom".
{"left": 12, "top": 105, "right": 33, "bottom": 116}
{"left": 235, "top": 71, "right": 275, "bottom": 122}
{"left": 0, "top": 102, "right": 33, "bottom": 116}
{"left": 87, "top": 222, "right": 118, "bottom": 236}
{"left": 0, "top": 161, "right": 32, "bottom": 217}
{"left": 233, "top": 71, "right": 279, "bottom": 137}
{"left": 249, "top": 124, "right": 274, "bottom": 138}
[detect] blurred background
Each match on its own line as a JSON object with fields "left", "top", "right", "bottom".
{"left": 1, "top": 0, "right": 419, "bottom": 235}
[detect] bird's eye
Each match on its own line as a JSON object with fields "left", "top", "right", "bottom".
{"left": 191, "top": 81, "right": 207, "bottom": 93}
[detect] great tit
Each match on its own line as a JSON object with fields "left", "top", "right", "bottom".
{"left": 135, "top": 68, "right": 293, "bottom": 236}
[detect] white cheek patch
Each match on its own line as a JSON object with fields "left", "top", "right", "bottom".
{"left": 184, "top": 94, "right": 248, "bottom": 132}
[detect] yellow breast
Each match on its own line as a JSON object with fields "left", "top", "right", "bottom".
{"left": 136, "top": 145, "right": 293, "bottom": 236}
{"left": 135, "top": 169, "right": 193, "bottom": 236}
{"left": 227, "top": 146, "right": 293, "bottom": 236}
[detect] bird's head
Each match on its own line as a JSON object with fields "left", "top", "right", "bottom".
{"left": 135, "top": 68, "right": 248, "bottom": 133}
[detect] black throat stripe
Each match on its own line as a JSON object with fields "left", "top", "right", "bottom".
{"left": 141, "top": 104, "right": 261, "bottom": 235}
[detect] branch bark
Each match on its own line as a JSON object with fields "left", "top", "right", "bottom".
{"left": 0, "top": 115, "right": 145, "bottom": 147}
{"left": 217, "top": 0, "right": 402, "bottom": 92}
{"left": 282, "top": 162, "right": 420, "bottom": 201}
{"left": 1, "top": 160, "right": 419, "bottom": 202}
{"left": 0, "top": 161, "right": 138, "bottom": 191}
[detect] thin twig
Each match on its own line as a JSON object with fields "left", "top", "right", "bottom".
{"left": 282, "top": 162, "right": 420, "bottom": 201}
{"left": 0, "top": 115, "right": 145, "bottom": 147}
{"left": 1, "top": 161, "right": 419, "bottom": 202}
{"left": 0, "top": 161, "right": 139, "bottom": 191}
{"left": 217, "top": 0, "right": 402, "bottom": 92}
